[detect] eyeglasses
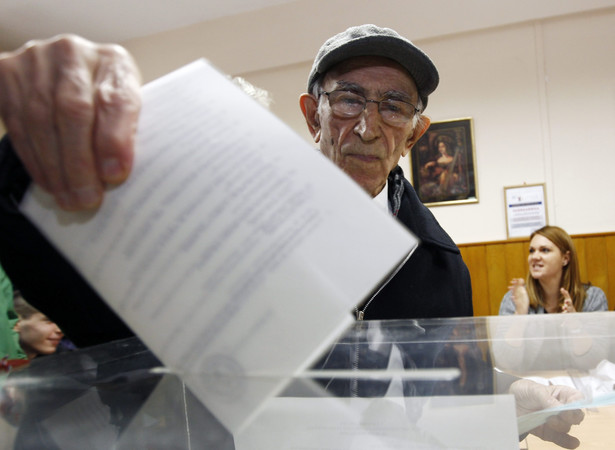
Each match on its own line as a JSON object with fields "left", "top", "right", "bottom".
{"left": 319, "top": 90, "right": 419, "bottom": 126}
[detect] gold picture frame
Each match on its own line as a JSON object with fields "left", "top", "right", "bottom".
{"left": 409, "top": 117, "right": 478, "bottom": 206}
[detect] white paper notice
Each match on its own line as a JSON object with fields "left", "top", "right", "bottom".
{"left": 21, "top": 59, "right": 418, "bottom": 432}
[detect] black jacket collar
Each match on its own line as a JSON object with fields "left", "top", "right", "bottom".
{"left": 388, "top": 166, "right": 460, "bottom": 253}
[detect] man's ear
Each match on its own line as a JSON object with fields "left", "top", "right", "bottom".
{"left": 13, "top": 319, "right": 21, "bottom": 332}
{"left": 299, "top": 93, "right": 321, "bottom": 143}
{"left": 402, "top": 116, "right": 431, "bottom": 157}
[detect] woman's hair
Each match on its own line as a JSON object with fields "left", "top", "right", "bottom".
{"left": 12, "top": 290, "right": 39, "bottom": 319}
{"left": 434, "top": 134, "right": 454, "bottom": 152}
{"left": 525, "top": 225, "right": 586, "bottom": 311}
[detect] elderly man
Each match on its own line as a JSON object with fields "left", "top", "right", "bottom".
{"left": 299, "top": 25, "right": 472, "bottom": 320}
{"left": 0, "top": 25, "right": 470, "bottom": 346}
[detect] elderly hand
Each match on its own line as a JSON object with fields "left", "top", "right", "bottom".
{"left": 509, "top": 278, "right": 530, "bottom": 314}
{"left": 510, "top": 378, "right": 585, "bottom": 449}
{"left": 0, "top": 34, "right": 142, "bottom": 210}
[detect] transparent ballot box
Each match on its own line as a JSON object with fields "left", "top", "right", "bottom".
{"left": 2, "top": 313, "right": 615, "bottom": 449}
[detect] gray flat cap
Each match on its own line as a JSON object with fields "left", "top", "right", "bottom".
{"left": 307, "top": 24, "right": 439, "bottom": 110}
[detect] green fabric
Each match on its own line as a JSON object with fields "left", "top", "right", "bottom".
{"left": 1, "top": 263, "right": 26, "bottom": 361}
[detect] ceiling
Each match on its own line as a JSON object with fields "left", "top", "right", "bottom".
{"left": 3, "top": 0, "right": 615, "bottom": 55}
{"left": 0, "top": 0, "right": 298, "bottom": 50}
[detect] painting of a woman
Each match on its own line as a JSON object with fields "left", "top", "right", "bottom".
{"left": 410, "top": 118, "right": 477, "bottom": 206}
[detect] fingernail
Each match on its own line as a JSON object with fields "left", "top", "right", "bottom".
{"left": 101, "top": 158, "right": 124, "bottom": 180}
{"left": 56, "top": 192, "right": 74, "bottom": 210}
{"left": 74, "top": 186, "right": 101, "bottom": 208}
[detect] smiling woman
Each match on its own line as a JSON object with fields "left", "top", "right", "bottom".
{"left": 499, "top": 225, "right": 608, "bottom": 315}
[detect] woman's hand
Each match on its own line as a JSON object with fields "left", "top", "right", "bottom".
{"left": 510, "top": 379, "right": 584, "bottom": 449}
{"left": 560, "top": 288, "right": 576, "bottom": 313}
{"left": 509, "top": 278, "right": 530, "bottom": 314}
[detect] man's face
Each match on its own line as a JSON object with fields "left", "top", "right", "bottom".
{"left": 301, "top": 56, "right": 428, "bottom": 197}
{"left": 15, "top": 313, "right": 63, "bottom": 358}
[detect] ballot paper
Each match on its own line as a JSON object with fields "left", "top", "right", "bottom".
{"left": 234, "top": 395, "right": 520, "bottom": 449}
{"left": 518, "top": 360, "right": 615, "bottom": 435}
{"left": 21, "top": 59, "right": 419, "bottom": 433}
{"left": 517, "top": 391, "right": 615, "bottom": 435}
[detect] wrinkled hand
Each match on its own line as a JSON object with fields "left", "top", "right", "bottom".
{"left": 0, "top": 34, "right": 142, "bottom": 210}
{"left": 509, "top": 278, "right": 529, "bottom": 314}
{"left": 560, "top": 288, "right": 576, "bottom": 313}
{"left": 511, "top": 379, "right": 585, "bottom": 449}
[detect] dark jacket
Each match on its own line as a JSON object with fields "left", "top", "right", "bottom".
{"left": 358, "top": 166, "right": 473, "bottom": 320}
{"left": 0, "top": 136, "right": 471, "bottom": 347}
{"left": 318, "top": 172, "right": 474, "bottom": 397}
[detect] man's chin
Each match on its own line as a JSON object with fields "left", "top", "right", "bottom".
{"left": 342, "top": 165, "right": 387, "bottom": 197}
{"left": 351, "top": 177, "right": 386, "bottom": 198}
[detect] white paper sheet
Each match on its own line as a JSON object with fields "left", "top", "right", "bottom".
{"left": 21, "top": 59, "right": 419, "bottom": 432}
{"left": 518, "top": 360, "right": 615, "bottom": 434}
{"left": 517, "top": 391, "right": 615, "bottom": 435}
{"left": 234, "top": 395, "right": 520, "bottom": 449}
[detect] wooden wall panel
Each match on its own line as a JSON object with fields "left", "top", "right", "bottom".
{"left": 504, "top": 242, "right": 528, "bottom": 282}
{"left": 606, "top": 235, "right": 615, "bottom": 311}
{"left": 461, "top": 245, "right": 489, "bottom": 316}
{"left": 573, "top": 238, "right": 588, "bottom": 282}
{"left": 584, "top": 236, "right": 608, "bottom": 291}
{"left": 485, "top": 244, "right": 509, "bottom": 315}
{"left": 458, "top": 232, "right": 615, "bottom": 316}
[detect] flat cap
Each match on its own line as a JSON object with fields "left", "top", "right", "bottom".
{"left": 307, "top": 24, "right": 439, "bottom": 110}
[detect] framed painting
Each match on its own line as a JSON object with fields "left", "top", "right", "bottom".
{"left": 409, "top": 117, "right": 478, "bottom": 206}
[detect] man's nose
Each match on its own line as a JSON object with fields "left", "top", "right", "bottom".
{"left": 354, "top": 102, "right": 382, "bottom": 140}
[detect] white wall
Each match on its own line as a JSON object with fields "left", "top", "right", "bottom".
{"left": 2, "top": 2, "right": 612, "bottom": 243}
{"left": 121, "top": 3, "right": 615, "bottom": 244}
{"left": 1, "top": 2, "right": 614, "bottom": 243}
{"left": 0, "top": 2, "right": 600, "bottom": 245}
{"left": 417, "top": 11, "right": 615, "bottom": 242}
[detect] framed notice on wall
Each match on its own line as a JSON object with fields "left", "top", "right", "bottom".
{"left": 504, "top": 183, "right": 548, "bottom": 238}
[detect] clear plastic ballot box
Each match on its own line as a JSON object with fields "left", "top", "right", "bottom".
{"left": 2, "top": 313, "right": 615, "bottom": 449}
